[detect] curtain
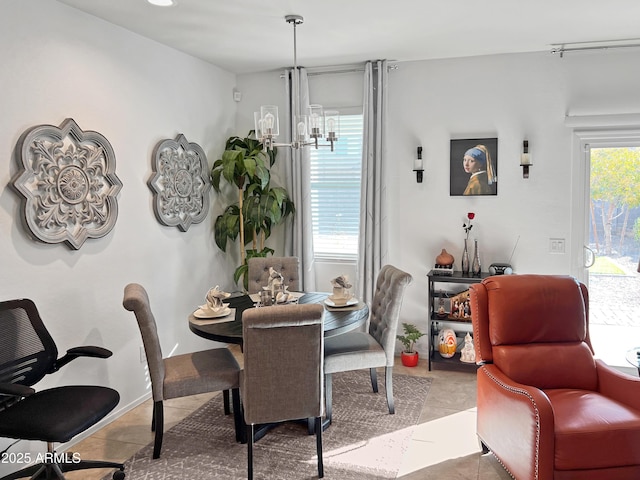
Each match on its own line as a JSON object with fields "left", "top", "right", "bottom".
{"left": 283, "top": 67, "right": 316, "bottom": 291}
{"left": 357, "top": 60, "right": 389, "bottom": 304}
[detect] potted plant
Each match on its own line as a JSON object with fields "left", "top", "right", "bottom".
{"left": 211, "top": 132, "right": 295, "bottom": 290}
{"left": 397, "top": 323, "right": 425, "bottom": 367}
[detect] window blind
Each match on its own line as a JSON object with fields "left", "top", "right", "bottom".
{"left": 309, "top": 114, "right": 363, "bottom": 259}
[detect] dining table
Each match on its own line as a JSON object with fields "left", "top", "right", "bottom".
{"left": 188, "top": 291, "right": 369, "bottom": 348}
{"left": 188, "top": 290, "right": 369, "bottom": 441}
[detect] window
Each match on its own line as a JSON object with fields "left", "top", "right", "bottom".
{"left": 309, "top": 114, "right": 363, "bottom": 260}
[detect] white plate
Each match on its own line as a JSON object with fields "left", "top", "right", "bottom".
{"left": 193, "top": 307, "right": 232, "bottom": 319}
{"left": 249, "top": 291, "right": 305, "bottom": 304}
{"left": 324, "top": 297, "right": 358, "bottom": 308}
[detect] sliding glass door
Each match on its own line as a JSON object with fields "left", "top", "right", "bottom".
{"left": 573, "top": 129, "right": 640, "bottom": 367}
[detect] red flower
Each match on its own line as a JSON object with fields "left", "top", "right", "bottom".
{"left": 463, "top": 212, "right": 475, "bottom": 239}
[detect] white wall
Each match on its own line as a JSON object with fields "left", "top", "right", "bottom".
{"left": 0, "top": 1, "right": 238, "bottom": 464}
{"left": 237, "top": 50, "right": 640, "bottom": 355}
{"left": 3, "top": 1, "right": 640, "bottom": 466}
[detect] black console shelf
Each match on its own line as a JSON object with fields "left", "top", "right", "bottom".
{"left": 427, "top": 270, "right": 490, "bottom": 371}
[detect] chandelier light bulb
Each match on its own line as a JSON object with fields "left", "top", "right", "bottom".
{"left": 264, "top": 113, "right": 275, "bottom": 133}
{"left": 326, "top": 118, "right": 335, "bottom": 133}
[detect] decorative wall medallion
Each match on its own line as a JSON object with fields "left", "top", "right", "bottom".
{"left": 12, "top": 118, "right": 122, "bottom": 250}
{"left": 148, "top": 134, "right": 211, "bottom": 231}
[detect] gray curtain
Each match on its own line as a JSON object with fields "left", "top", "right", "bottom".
{"left": 283, "top": 67, "right": 316, "bottom": 292}
{"left": 357, "top": 60, "right": 389, "bottom": 304}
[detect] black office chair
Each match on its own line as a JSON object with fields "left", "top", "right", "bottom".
{"left": 0, "top": 298, "right": 125, "bottom": 480}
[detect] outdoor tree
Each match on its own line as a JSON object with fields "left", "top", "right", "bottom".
{"left": 590, "top": 147, "right": 640, "bottom": 254}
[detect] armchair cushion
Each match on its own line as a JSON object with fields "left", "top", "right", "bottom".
{"left": 493, "top": 342, "right": 597, "bottom": 390}
{"left": 548, "top": 389, "right": 640, "bottom": 470}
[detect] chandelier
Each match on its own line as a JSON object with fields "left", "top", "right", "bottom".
{"left": 255, "top": 15, "right": 339, "bottom": 152}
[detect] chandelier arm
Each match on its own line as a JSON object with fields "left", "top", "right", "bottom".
{"left": 256, "top": 15, "right": 339, "bottom": 153}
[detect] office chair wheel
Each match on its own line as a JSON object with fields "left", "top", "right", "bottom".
{"left": 113, "top": 469, "right": 126, "bottom": 479}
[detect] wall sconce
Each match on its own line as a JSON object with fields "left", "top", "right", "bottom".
{"left": 520, "top": 140, "right": 532, "bottom": 178}
{"left": 414, "top": 147, "right": 424, "bottom": 183}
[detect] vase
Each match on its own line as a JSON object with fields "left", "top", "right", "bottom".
{"left": 461, "top": 239, "right": 470, "bottom": 274}
{"left": 472, "top": 238, "right": 481, "bottom": 276}
{"left": 435, "top": 248, "right": 454, "bottom": 267}
{"left": 401, "top": 351, "right": 419, "bottom": 367}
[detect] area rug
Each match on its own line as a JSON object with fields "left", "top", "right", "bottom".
{"left": 113, "top": 371, "right": 431, "bottom": 479}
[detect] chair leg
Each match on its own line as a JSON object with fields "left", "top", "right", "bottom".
{"left": 152, "top": 400, "right": 164, "bottom": 459}
{"left": 385, "top": 366, "right": 394, "bottom": 414}
{"left": 247, "top": 423, "right": 255, "bottom": 480}
{"left": 231, "top": 388, "right": 243, "bottom": 443}
{"left": 370, "top": 367, "right": 379, "bottom": 393}
{"left": 315, "top": 416, "right": 324, "bottom": 478}
{"left": 325, "top": 373, "right": 333, "bottom": 424}
{"left": 223, "top": 389, "right": 231, "bottom": 415}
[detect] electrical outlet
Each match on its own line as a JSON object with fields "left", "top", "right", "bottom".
{"left": 139, "top": 345, "right": 147, "bottom": 364}
{"left": 549, "top": 238, "right": 565, "bottom": 254}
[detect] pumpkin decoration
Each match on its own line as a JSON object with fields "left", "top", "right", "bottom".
{"left": 438, "top": 328, "right": 457, "bottom": 358}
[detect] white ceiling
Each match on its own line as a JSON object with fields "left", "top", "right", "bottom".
{"left": 56, "top": 0, "right": 640, "bottom": 74}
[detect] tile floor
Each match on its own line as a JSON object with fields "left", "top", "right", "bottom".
{"left": 56, "top": 347, "right": 513, "bottom": 480}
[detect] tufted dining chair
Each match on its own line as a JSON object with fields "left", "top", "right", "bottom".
{"left": 323, "top": 265, "right": 413, "bottom": 423}
{"left": 241, "top": 303, "right": 325, "bottom": 479}
{"left": 123, "top": 283, "right": 242, "bottom": 458}
{"left": 246, "top": 256, "right": 300, "bottom": 294}
{"left": 469, "top": 274, "right": 640, "bottom": 480}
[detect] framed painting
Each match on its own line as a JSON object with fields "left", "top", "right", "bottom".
{"left": 450, "top": 137, "right": 498, "bottom": 196}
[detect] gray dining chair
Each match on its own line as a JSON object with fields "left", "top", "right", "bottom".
{"left": 246, "top": 256, "right": 300, "bottom": 293}
{"left": 323, "top": 264, "right": 413, "bottom": 423}
{"left": 122, "top": 283, "right": 242, "bottom": 458}
{"left": 241, "top": 303, "right": 325, "bottom": 479}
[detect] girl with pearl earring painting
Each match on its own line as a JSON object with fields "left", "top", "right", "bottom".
{"left": 462, "top": 144, "right": 496, "bottom": 195}
{"left": 450, "top": 138, "right": 498, "bottom": 196}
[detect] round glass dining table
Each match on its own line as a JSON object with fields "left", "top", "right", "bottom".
{"left": 189, "top": 292, "right": 369, "bottom": 347}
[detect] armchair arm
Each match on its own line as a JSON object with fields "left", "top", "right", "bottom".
{"left": 52, "top": 346, "right": 113, "bottom": 372}
{"left": 477, "top": 365, "right": 555, "bottom": 480}
{"left": 0, "top": 382, "right": 35, "bottom": 398}
{"left": 596, "top": 359, "right": 640, "bottom": 411}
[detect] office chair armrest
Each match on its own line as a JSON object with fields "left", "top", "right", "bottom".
{"left": 0, "top": 382, "right": 35, "bottom": 398}
{"left": 52, "top": 346, "right": 113, "bottom": 371}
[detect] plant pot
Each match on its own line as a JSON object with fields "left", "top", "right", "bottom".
{"left": 401, "top": 351, "right": 419, "bottom": 367}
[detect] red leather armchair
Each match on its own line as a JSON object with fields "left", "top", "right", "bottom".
{"left": 469, "top": 274, "right": 640, "bottom": 480}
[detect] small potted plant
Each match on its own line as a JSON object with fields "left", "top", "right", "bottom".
{"left": 397, "top": 323, "right": 425, "bottom": 367}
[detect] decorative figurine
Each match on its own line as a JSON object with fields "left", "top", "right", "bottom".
{"left": 438, "top": 328, "right": 457, "bottom": 358}
{"left": 460, "top": 332, "right": 475, "bottom": 363}
{"left": 437, "top": 291, "right": 448, "bottom": 318}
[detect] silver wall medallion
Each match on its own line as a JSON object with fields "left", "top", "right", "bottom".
{"left": 12, "top": 118, "right": 123, "bottom": 250}
{"left": 148, "top": 134, "right": 211, "bottom": 232}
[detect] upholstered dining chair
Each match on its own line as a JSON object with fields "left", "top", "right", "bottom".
{"left": 469, "top": 274, "right": 640, "bottom": 480}
{"left": 122, "top": 283, "right": 242, "bottom": 459}
{"left": 241, "top": 303, "right": 325, "bottom": 479}
{"left": 323, "top": 264, "right": 413, "bottom": 423}
{"left": 246, "top": 256, "right": 300, "bottom": 294}
{"left": 0, "top": 298, "right": 125, "bottom": 480}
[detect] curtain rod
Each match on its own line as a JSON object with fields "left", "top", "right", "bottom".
{"left": 551, "top": 39, "right": 640, "bottom": 57}
{"left": 280, "top": 63, "right": 398, "bottom": 78}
